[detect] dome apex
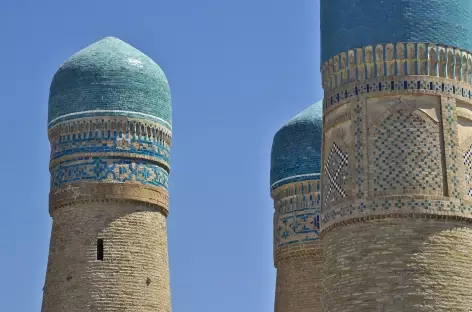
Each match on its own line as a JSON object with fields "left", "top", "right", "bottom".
{"left": 48, "top": 36, "right": 171, "bottom": 129}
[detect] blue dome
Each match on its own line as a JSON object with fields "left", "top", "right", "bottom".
{"left": 321, "top": 0, "right": 472, "bottom": 62}
{"left": 270, "top": 101, "right": 323, "bottom": 190}
{"left": 48, "top": 37, "right": 171, "bottom": 129}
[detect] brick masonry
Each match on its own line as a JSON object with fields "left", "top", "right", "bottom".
{"left": 41, "top": 37, "right": 173, "bottom": 312}
{"left": 41, "top": 202, "right": 171, "bottom": 312}
{"left": 274, "top": 256, "right": 323, "bottom": 312}
{"left": 272, "top": 181, "right": 323, "bottom": 312}
{"left": 322, "top": 218, "right": 472, "bottom": 312}
{"left": 321, "top": 41, "right": 472, "bottom": 311}
{"left": 270, "top": 101, "right": 323, "bottom": 312}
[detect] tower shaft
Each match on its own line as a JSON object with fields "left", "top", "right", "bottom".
{"left": 272, "top": 180, "right": 322, "bottom": 312}
{"left": 320, "top": 41, "right": 472, "bottom": 311}
{"left": 42, "top": 37, "right": 173, "bottom": 312}
{"left": 41, "top": 202, "right": 171, "bottom": 312}
{"left": 42, "top": 114, "right": 172, "bottom": 312}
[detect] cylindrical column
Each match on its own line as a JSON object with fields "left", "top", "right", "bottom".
{"left": 41, "top": 37, "right": 173, "bottom": 312}
{"left": 42, "top": 115, "right": 172, "bottom": 312}
{"left": 320, "top": 1, "right": 472, "bottom": 311}
{"left": 272, "top": 181, "right": 322, "bottom": 312}
{"left": 270, "top": 102, "right": 323, "bottom": 312}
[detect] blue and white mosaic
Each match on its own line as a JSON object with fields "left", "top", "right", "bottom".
{"left": 464, "top": 145, "right": 472, "bottom": 197}
{"left": 50, "top": 157, "right": 168, "bottom": 189}
{"left": 270, "top": 102, "right": 323, "bottom": 190}
{"left": 276, "top": 209, "right": 321, "bottom": 247}
{"left": 324, "top": 142, "right": 349, "bottom": 205}
{"left": 50, "top": 131, "right": 170, "bottom": 165}
{"left": 324, "top": 77, "right": 472, "bottom": 111}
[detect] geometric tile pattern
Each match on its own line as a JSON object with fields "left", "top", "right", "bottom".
{"left": 50, "top": 157, "right": 169, "bottom": 189}
{"left": 275, "top": 209, "right": 320, "bottom": 247}
{"left": 442, "top": 98, "right": 461, "bottom": 199}
{"left": 464, "top": 144, "right": 472, "bottom": 197}
{"left": 354, "top": 102, "right": 364, "bottom": 198}
{"left": 50, "top": 129, "right": 170, "bottom": 164}
{"left": 323, "top": 77, "right": 472, "bottom": 112}
{"left": 370, "top": 107, "right": 443, "bottom": 196}
{"left": 321, "top": 196, "right": 472, "bottom": 227}
{"left": 324, "top": 143, "right": 349, "bottom": 206}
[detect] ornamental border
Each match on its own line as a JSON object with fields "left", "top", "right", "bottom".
{"left": 48, "top": 109, "right": 172, "bottom": 130}
{"left": 274, "top": 240, "right": 323, "bottom": 265}
{"left": 323, "top": 75, "right": 472, "bottom": 114}
{"left": 49, "top": 182, "right": 169, "bottom": 215}
{"left": 48, "top": 115, "right": 171, "bottom": 144}
{"left": 321, "top": 196, "right": 472, "bottom": 233}
{"left": 321, "top": 42, "right": 472, "bottom": 93}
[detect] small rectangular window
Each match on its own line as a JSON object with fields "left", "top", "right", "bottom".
{"left": 97, "top": 239, "right": 104, "bottom": 261}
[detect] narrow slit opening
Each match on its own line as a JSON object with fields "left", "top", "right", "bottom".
{"left": 97, "top": 239, "right": 104, "bottom": 261}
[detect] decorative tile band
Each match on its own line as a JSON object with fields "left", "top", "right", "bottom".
{"left": 321, "top": 196, "right": 472, "bottom": 232}
{"left": 321, "top": 42, "right": 472, "bottom": 93}
{"left": 48, "top": 109, "right": 172, "bottom": 130}
{"left": 48, "top": 116, "right": 171, "bottom": 169}
{"left": 275, "top": 208, "right": 321, "bottom": 247}
{"left": 50, "top": 157, "right": 169, "bottom": 190}
{"left": 323, "top": 75, "right": 472, "bottom": 112}
{"left": 272, "top": 180, "right": 321, "bottom": 262}
{"left": 271, "top": 179, "right": 321, "bottom": 209}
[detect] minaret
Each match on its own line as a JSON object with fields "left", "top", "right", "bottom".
{"left": 41, "top": 37, "right": 173, "bottom": 312}
{"left": 270, "top": 101, "right": 323, "bottom": 312}
{"left": 320, "top": 1, "right": 472, "bottom": 311}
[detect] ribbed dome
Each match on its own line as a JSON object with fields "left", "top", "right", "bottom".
{"left": 48, "top": 37, "right": 171, "bottom": 129}
{"left": 270, "top": 101, "right": 323, "bottom": 190}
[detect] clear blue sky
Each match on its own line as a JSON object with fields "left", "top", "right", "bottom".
{"left": 0, "top": 1, "right": 322, "bottom": 311}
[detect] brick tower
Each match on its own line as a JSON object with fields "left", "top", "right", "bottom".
{"left": 320, "top": 1, "right": 472, "bottom": 311}
{"left": 270, "top": 101, "right": 323, "bottom": 312}
{"left": 41, "top": 37, "right": 173, "bottom": 312}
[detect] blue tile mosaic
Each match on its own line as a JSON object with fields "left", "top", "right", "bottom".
{"left": 276, "top": 209, "right": 321, "bottom": 247}
{"left": 50, "top": 157, "right": 169, "bottom": 190}
{"left": 320, "top": 0, "right": 472, "bottom": 61}
{"left": 324, "top": 77, "right": 472, "bottom": 111}
{"left": 48, "top": 37, "right": 172, "bottom": 129}
{"left": 270, "top": 101, "right": 323, "bottom": 189}
{"left": 50, "top": 128, "right": 170, "bottom": 165}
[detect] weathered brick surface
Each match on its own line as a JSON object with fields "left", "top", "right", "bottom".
{"left": 321, "top": 42, "right": 472, "bottom": 311}
{"left": 275, "top": 256, "right": 323, "bottom": 312}
{"left": 271, "top": 179, "right": 323, "bottom": 312}
{"left": 322, "top": 218, "right": 472, "bottom": 312}
{"left": 43, "top": 37, "right": 173, "bottom": 312}
{"left": 41, "top": 202, "right": 171, "bottom": 312}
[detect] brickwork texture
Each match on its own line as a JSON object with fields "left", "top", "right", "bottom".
{"left": 270, "top": 102, "right": 324, "bottom": 312}
{"left": 321, "top": 49, "right": 472, "bottom": 312}
{"left": 318, "top": 2, "right": 472, "bottom": 310}
{"left": 41, "top": 202, "right": 171, "bottom": 312}
{"left": 322, "top": 219, "right": 472, "bottom": 312}
{"left": 41, "top": 37, "right": 173, "bottom": 312}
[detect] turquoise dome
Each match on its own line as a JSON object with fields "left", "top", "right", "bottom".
{"left": 321, "top": 0, "right": 472, "bottom": 62}
{"left": 270, "top": 101, "right": 323, "bottom": 190}
{"left": 48, "top": 37, "right": 171, "bottom": 129}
